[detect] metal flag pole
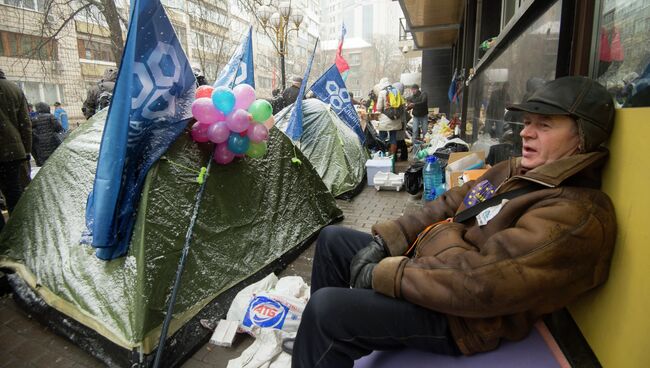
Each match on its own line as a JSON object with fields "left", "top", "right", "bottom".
{"left": 152, "top": 157, "right": 213, "bottom": 368}
{"left": 153, "top": 28, "right": 252, "bottom": 366}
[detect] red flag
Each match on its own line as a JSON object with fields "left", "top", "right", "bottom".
{"left": 335, "top": 23, "right": 350, "bottom": 74}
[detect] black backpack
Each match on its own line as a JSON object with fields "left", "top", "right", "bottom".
{"left": 97, "top": 81, "right": 114, "bottom": 111}
{"left": 404, "top": 161, "right": 425, "bottom": 195}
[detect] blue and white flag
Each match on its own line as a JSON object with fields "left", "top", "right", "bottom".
{"left": 85, "top": 0, "right": 196, "bottom": 260}
{"left": 214, "top": 26, "right": 255, "bottom": 88}
{"left": 285, "top": 39, "right": 319, "bottom": 141}
{"left": 310, "top": 65, "right": 365, "bottom": 144}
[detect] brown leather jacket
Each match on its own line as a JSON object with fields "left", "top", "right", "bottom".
{"left": 371, "top": 151, "right": 616, "bottom": 355}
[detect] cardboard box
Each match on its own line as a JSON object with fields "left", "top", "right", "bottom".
{"left": 446, "top": 151, "right": 486, "bottom": 189}
{"left": 461, "top": 169, "right": 489, "bottom": 186}
{"left": 366, "top": 158, "right": 393, "bottom": 186}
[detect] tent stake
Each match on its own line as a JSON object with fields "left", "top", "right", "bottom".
{"left": 153, "top": 157, "right": 213, "bottom": 368}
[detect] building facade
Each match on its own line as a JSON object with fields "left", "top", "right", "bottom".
{"left": 0, "top": 0, "right": 321, "bottom": 123}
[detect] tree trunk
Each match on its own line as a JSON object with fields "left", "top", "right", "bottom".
{"left": 101, "top": 0, "right": 125, "bottom": 68}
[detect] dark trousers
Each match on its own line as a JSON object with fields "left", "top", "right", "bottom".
{"left": 0, "top": 160, "right": 27, "bottom": 231}
{"left": 293, "top": 226, "right": 459, "bottom": 368}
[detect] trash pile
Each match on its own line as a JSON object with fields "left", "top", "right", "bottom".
{"left": 210, "top": 273, "right": 310, "bottom": 368}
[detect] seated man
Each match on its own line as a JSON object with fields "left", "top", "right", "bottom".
{"left": 290, "top": 76, "right": 617, "bottom": 367}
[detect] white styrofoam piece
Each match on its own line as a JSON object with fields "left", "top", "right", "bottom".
{"left": 373, "top": 172, "right": 404, "bottom": 191}
{"left": 210, "top": 319, "right": 240, "bottom": 347}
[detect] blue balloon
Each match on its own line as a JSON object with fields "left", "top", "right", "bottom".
{"left": 211, "top": 86, "right": 236, "bottom": 115}
{"left": 227, "top": 132, "right": 250, "bottom": 154}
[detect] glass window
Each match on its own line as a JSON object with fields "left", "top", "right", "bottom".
{"left": 15, "top": 81, "right": 63, "bottom": 105}
{"left": 77, "top": 37, "right": 114, "bottom": 62}
{"left": 21, "top": 81, "right": 42, "bottom": 105}
{"left": 42, "top": 83, "right": 60, "bottom": 105}
{"left": 349, "top": 53, "right": 361, "bottom": 66}
{"left": 0, "top": 31, "right": 58, "bottom": 60}
{"left": 465, "top": 1, "right": 561, "bottom": 158}
{"left": 594, "top": 0, "right": 650, "bottom": 107}
{"left": 3, "top": 0, "right": 41, "bottom": 10}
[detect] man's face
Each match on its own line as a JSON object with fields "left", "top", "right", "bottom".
{"left": 520, "top": 113, "right": 580, "bottom": 169}
{"left": 410, "top": 87, "right": 418, "bottom": 94}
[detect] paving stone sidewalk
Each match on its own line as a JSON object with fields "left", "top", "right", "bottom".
{"left": 0, "top": 160, "right": 422, "bottom": 368}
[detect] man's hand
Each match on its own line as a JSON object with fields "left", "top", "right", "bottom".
{"left": 349, "top": 236, "right": 388, "bottom": 289}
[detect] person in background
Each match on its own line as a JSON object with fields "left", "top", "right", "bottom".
{"left": 82, "top": 68, "right": 117, "bottom": 119}
{"left": 349, "top": 92, "right": 361, "bottom": 106}
{"left": 27, "top": 103, "right": 37, "bottom": 119}
{"left": 289, "top": 76, "right": 617, "bottom": 368}
{"left": 271, "top": 88, "right": 285, "bottom": 114}
{"left": 0, "top": 69, "right": 32, "bottom": 232}
{"left": 282, "top": 76, "right": 303, "bottom": 107}
{"left": 192, "top": 66, "right": 208, "bottom": 86}
{"left": 365, "top": 90, "right": 377, "bottom": 113}
{"left": 30, "top": 102, "right": 63, "bottom": 167}
{"left": 407, "top": 84, "right": 428, "bottom": 141}
{"left": 392, "top": 82, "right": 409, "bottom": 161}
{"left": 376, "top": 78, "right": 404, "bottom": 157}
{"left": 53, "top": 102, "right": 69, "bottom": 132}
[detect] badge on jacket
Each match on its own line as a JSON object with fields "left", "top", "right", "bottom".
{"left": 476, "top": 199, "right": 509, "bottom": 226}
{"left": 463, "top": 179, "right": 496, "bottom": 208}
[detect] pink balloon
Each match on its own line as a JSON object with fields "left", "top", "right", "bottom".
{"left": 190, "top": 122, "right": 210, "bottom": 143}
{"left": 226, "top": 109, "right": 251, "bottom": 133}
{"left": 207, "top": 121, "right": 230, "bottom": 143}
{"left": 233, "top": 84, "right": 256, "bottom": 110}
{"left": 192, "top": 98, "right": 225, "bottom": 123}
{"left": 213, "top": 143, "right": 235, "bottom": 165}
{"left": 247, "top": 123, "right": 269, "bottom": 143}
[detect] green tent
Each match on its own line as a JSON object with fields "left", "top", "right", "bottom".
{"left": 0, "top": 109, "right": 342, "bottom": 367}
{"left": 275, "top": 99, "right": 368, "bottom": 198}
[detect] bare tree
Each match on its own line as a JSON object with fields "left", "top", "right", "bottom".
{"left": 6, "top": 1, "right": 126, "bottom": 79}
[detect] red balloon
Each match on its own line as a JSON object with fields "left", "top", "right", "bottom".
{"left": 195, "top": 85, "right": 214, "bottom": 99}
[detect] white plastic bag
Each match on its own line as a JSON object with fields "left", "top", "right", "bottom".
{"left": 225, "top": 274, "right": 310, "bottom": 368}
{"left": 226, "top": 274, "right": 309, "bottom": 336}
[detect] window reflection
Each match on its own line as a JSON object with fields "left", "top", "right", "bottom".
{"left": 465, "top": 1, "right": 561, "bottom": 161}
{"left": 595, "top": 0, "right": 650, "bottom": 107}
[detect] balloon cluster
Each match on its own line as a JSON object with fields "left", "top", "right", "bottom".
{"left": 190, "top": 84, "right": 273, "bottom": 165}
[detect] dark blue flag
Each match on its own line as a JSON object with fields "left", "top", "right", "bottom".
{"left": 310, "top": 65, "right": 365, "bottom": 144}
{"left": 85, "top": 0, "right": 196, "bottom": 260}
{"left": 214, "top": 26, "right": 255, "bottom": 88}
{"left": 285, "top": 39, "right": 319, "bottom": 141}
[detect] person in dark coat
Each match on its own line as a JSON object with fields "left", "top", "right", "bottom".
{"left": 289, "top": 77, "right": 617, "bottom": 367}
{"left": 0, "top": 69, "right": 32, "bottom": 231}
{"left": 31, "top": 102, "right": 63, "bottom": 167}
{"left": 282, "top": 76, "right": 302, "bottom": 107}
{"left": 407, "top": 84, "right": 428, "bottom": 141}
{"left": 82, "top": 68, "right": 117, "bottom": 119}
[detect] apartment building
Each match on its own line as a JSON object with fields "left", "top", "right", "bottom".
{"left": 0, "top": 0, "right": 321, "bottom": 122}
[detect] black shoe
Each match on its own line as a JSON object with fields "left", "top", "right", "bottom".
{"left": 282, "top": 337, "right": 295, "bottom": 355}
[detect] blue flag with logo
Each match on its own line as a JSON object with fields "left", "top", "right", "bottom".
{"left": 214, "top": 26, "right": 254, "bottom": 88}
{"left": 85, "top": 0, "right": 196, "bottom": 260}
{"left": 285, "top": 39, "right": 319, "bottom": 141}
{"left": 310, "top": 65, "right": 365, "bottom": 144}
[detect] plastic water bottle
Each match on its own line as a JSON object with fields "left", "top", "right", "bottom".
{"left": 423, "top": 156, "right": 444, "bottom": 202}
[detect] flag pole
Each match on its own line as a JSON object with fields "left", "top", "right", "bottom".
{"left": 153, "top": 156, "right": 213, "bottom": 368}
{"left": 153, "top": 29, "right": 252, "bottom": 366}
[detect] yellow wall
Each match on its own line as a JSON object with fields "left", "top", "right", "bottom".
{"left": 570, "top": 107, "right": 650, "bottom": 367}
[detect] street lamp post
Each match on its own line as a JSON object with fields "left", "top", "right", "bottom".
{"left": 257, "top": 1, "right": 304, "bottom": 90}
